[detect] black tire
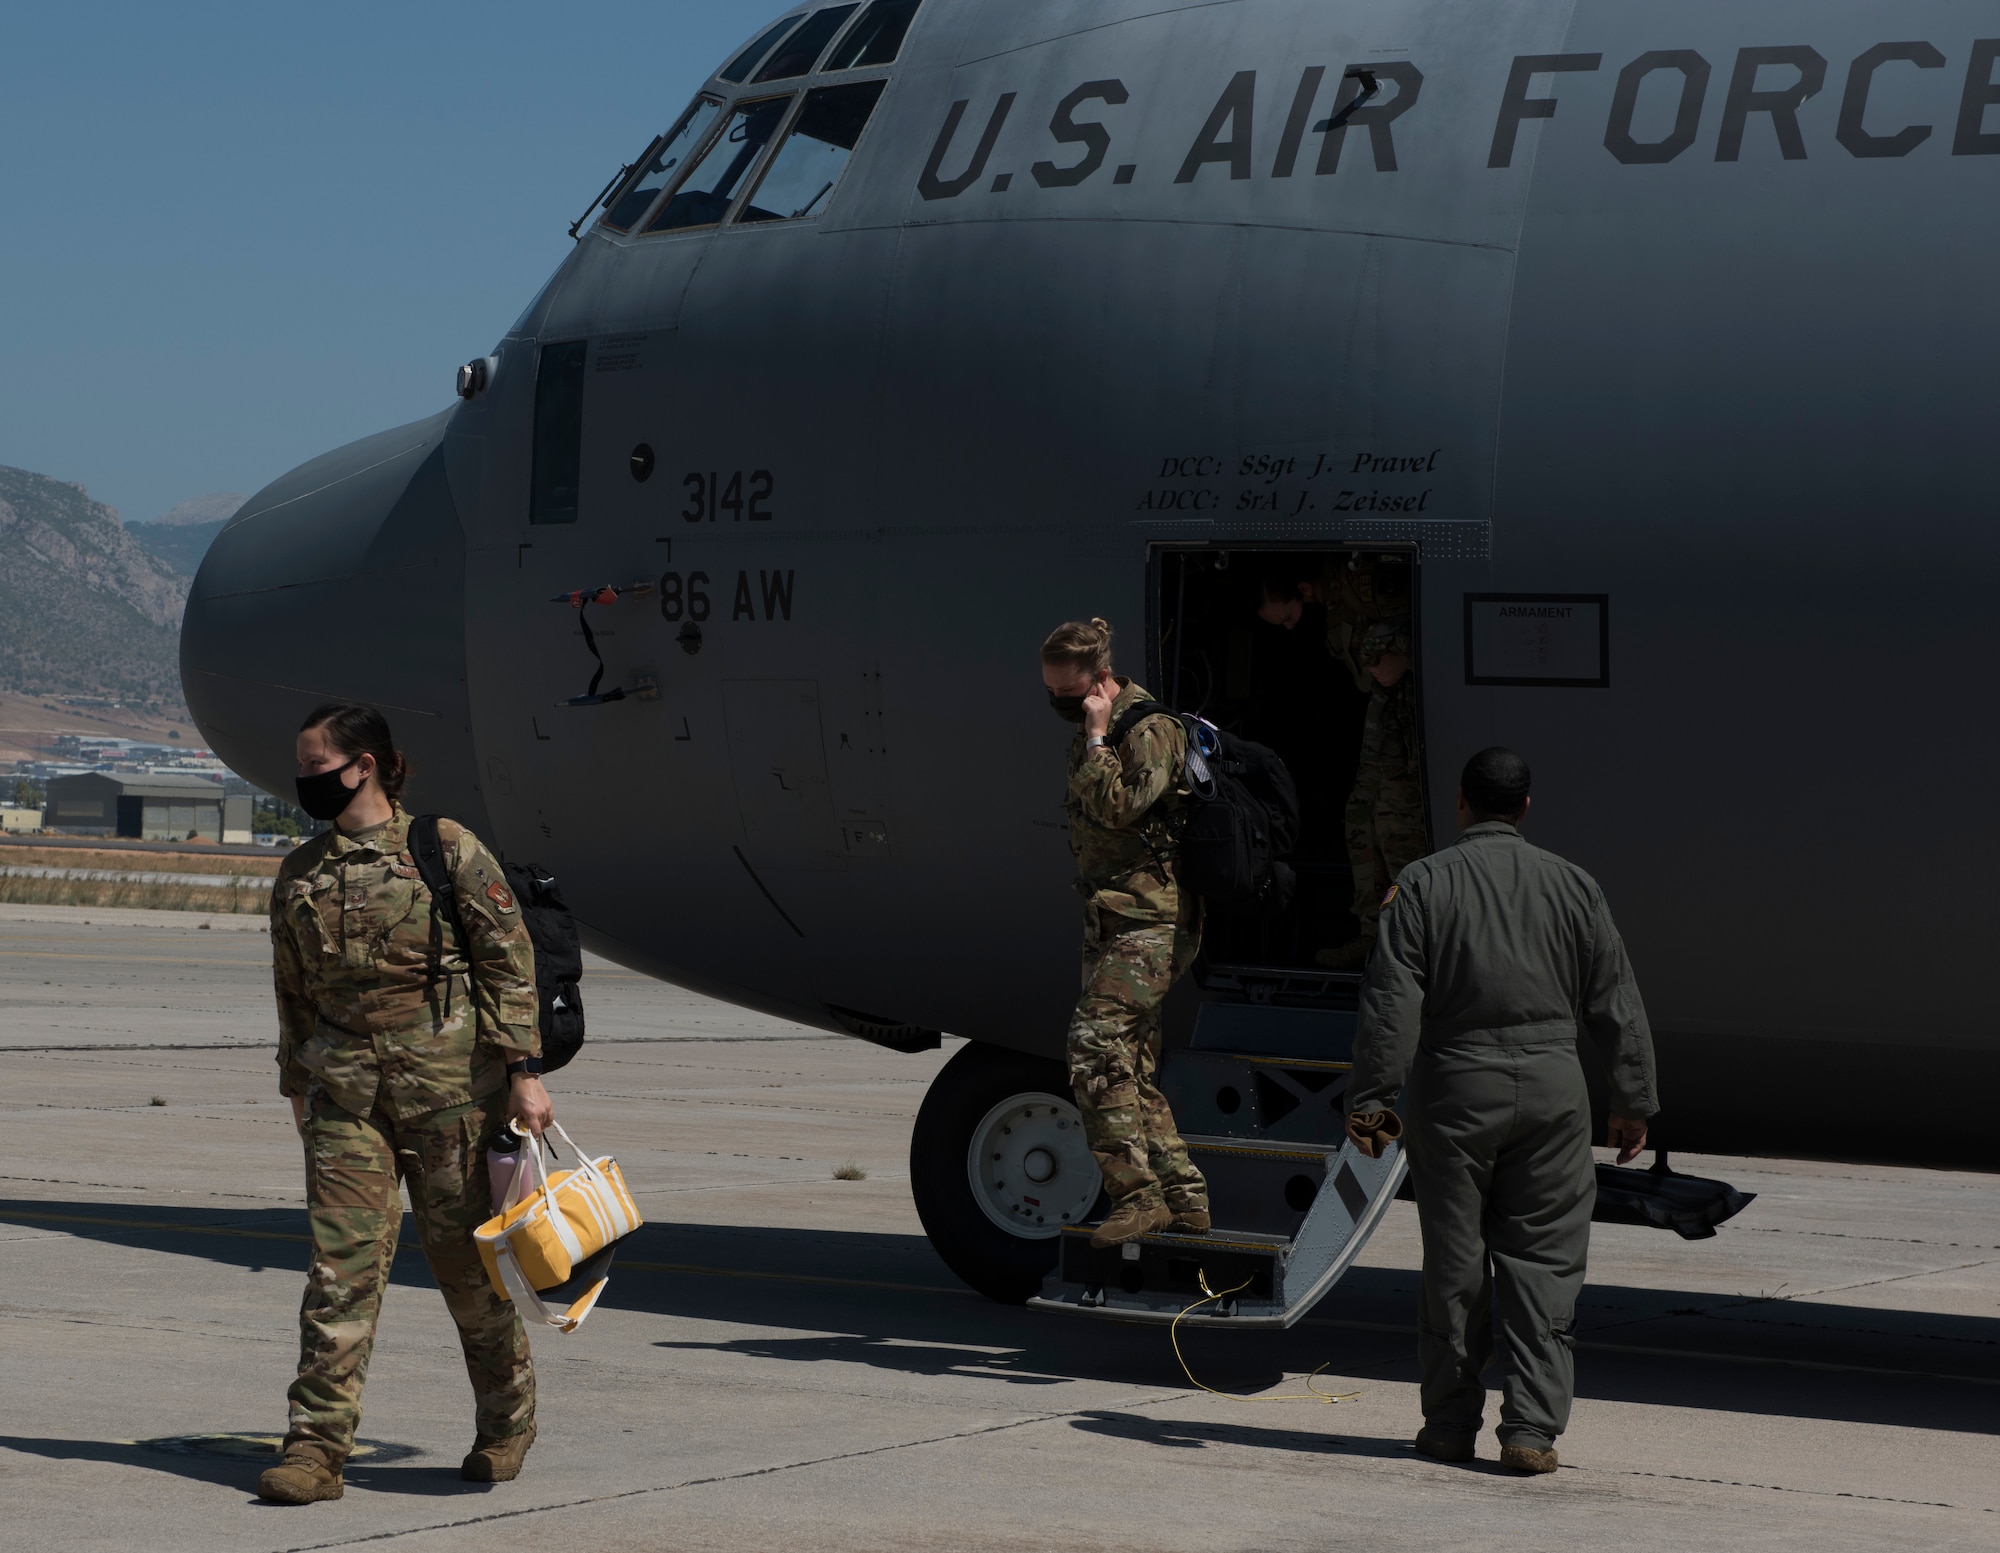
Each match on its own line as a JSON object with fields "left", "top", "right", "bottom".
{"left": 910, "top": 1042, "right": 1102, "bottom": 1304}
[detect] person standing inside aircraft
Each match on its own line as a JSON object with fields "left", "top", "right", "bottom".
{"left": 1258, "top": 557, "right": 1424, "bottom": 968}
{"left": 256, "top": 703, "right": 549, "bottom": 1505}
{"left": 1345, "top": 748, "right": 1656, "bottom": 1474}
{"left": 1042, "top": 617, "right": 1211, "bottom": 1246}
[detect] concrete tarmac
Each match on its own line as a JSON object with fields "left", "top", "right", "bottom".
{"left": 1, "top": 903, "right": 1994, "bottom": 1552}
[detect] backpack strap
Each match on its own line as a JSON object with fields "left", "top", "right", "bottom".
{"left": 1106, "top": 700, "right": 1204, "bottom": 794}
{"left": 1106, "top": 699, "right": 1178, "bottom": 750}
{"left": 409, "top": 813, "right": 470, "bottom": 1019}
{"left": 1098, "top": 701, "right": 1196, "bottom": 867}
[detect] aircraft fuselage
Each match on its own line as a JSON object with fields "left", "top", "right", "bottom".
{"left": 185, "top": 0, "right": 2000, "bottom": 1169}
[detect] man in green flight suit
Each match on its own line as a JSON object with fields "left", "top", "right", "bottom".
{"left": 1040, "top": 616, "right": 1210, "bottom": 1247}
{"left": 1345, "top": 747, "right": 1658, "bottom": 1474}
{"left": 1258, "top": 554, "right": 1425, "bottom": 969}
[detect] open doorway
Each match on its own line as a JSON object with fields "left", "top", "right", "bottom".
{"left": 1150, "top": 544, "right": 1430, "bottom": 996}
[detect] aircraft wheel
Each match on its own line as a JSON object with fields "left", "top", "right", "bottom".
{"left": 910, "top": 1042, "right": 1105, "bottom": 1304}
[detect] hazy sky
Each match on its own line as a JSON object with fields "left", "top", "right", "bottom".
{"left": 0, "top": 0, "right": 773, "bottom": 524}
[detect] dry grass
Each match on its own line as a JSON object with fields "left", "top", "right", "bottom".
{"left": 0, "top": 844, "right": 285, "bottom": 877}
{"left": 0, "top": 872, "right": 271, "bottom": 914}
{"left": 832, "top": 1162, "right": 868, "bottom": 1181}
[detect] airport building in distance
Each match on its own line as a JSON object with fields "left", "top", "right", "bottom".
{"left": 45, "top": 772, "right": 251, "bottom": 843}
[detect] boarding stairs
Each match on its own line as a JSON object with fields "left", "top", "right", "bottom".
{"left": 1028, "top": 978, "right": 1757, "bottom": 1328}
{"left": 1030, "top": 989, "right": 1400, "bottom": 1329}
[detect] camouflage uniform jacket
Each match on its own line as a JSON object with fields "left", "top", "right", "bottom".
{"left": 1320, "top": 556, "right": 1414, "bottom": 693}
{"left": 1066, "top": 679, "right": 1191, "bottom": 927}
{"left": 271, "top": 806, "right": 539, "bottom": 1121}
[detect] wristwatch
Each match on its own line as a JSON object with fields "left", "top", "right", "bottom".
{"left": 1085, "top": 734, "right": 1106, "bottom": 749}
{"left": 506, "top": 1057, "right": 545, "bottom": 1077}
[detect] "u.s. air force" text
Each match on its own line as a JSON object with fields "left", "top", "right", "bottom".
{"left": 918, "top": 39, "right": 2000, "bottom": 200}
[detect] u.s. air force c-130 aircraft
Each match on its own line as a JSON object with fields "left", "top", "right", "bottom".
{"left": 183, "top": 0, "right": 2000, "bottom": 1322}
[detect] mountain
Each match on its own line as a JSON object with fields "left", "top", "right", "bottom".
{"left": 126, "top": 491, "right": 247, "bottom": 577}
{"left": 151, "top": 492, "right": 247, "bottom": 527}
{"left": 0, "top": 466, "right": 190, "bottom": 705}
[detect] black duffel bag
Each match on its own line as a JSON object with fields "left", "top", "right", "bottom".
{"left": 1593, "top": 1159, "right": 1756, "bottom": 1241}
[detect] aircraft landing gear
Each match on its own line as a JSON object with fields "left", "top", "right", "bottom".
{"left": 909, "top": 1043, "right": 1105, "bottom": 1303}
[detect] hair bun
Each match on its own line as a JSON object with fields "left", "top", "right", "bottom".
{"left": 1039, "top": 618, "right": 1116, "bottom": 677}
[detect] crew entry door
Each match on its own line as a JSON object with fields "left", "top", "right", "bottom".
{"left": 1150, "top": 544, "right": 1430, "bottom": 991}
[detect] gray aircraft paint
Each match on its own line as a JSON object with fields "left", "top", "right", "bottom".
{"left": 184, "top": 0, "right": 2000, "bottom": 1167}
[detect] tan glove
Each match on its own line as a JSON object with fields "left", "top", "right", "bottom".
{"left": 1345, "top": 1108, "right": 1403, "bottom": 1159}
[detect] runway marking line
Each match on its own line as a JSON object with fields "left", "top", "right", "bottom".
{"left": 8, "top": 1208, "right": 1996, "bottom": 1388}
{"left": 1296, "top": 1317, "right": 2000, "bottom": 1387}
{"left": 0, "top": 951, "right": 269, "bottom": 966}
{"left": 0, "top": 940, "right": 644, "bottom": 976}
{"left": 0, "top": 1208, "right": 971, "bottom": 1298}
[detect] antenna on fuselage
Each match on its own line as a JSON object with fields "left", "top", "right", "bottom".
{"left": 1310, "top": 66, "right": 1383, "bottom": 136}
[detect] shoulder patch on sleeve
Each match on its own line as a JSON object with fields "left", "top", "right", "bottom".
{"left": 1381, "top": 883, "right": 1399, "bottom": 908}
{"left": 484, "top": 880, "right": 518, "bottom": 913}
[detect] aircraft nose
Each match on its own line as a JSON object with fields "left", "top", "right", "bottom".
{"left": 181, "top": 407, "right": 489, "bottom": 823}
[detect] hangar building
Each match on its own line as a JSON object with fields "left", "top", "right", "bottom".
{"left": 46, "top": 773, "right": 252, "bottom": 843}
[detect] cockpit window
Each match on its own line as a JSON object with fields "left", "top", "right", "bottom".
{"left": 752, "top": 5, "right": 858, "bottom": 82}
{"left": 600, "top": 98, "right": 722, "bottom": 231}
{"left": 646, "top": 97, "right": 793, "bottom": 232}
{"left": 719, "top": 16, "right": 802, "bottom": 84}
{"left": 822, "top": 0, "right": 919, "bottom": 70}
{"left": 735, "top": 81, "right": 885, "bottom": 224}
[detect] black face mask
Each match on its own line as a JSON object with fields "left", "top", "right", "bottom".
{"left": 1048, "top": 693, "right": 1087, "bottom": 723}
{"left": 295, "top": 759, "right": 361, "bottom": 822}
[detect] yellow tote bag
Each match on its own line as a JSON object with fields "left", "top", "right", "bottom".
{"left": 475, "top": 1121, "right": 642, "bottom": 1333}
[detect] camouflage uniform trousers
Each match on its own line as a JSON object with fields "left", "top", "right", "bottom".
{"left": 287, "top": 1085, "right": 533, "bottom": 1463}
{"left": 1064, "top": 909, "right": 1208, "bottom": 1214}
{"left": 1345, "top": 684, "right": 1427, "bottom": 940}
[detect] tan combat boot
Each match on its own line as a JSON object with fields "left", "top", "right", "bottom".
{"left": 1499, "top": 1442, "right": 1559, "bottom": 1474}
{"left": 1167, "top": 1207, "right": 1211, "bottom": 1234}
{"left": 257, "top": 1443, "right": 344, "bottom": 1503}
{"left": 1090, "top": 1199, "right": 1172, "bottom": 1247}
{"left": 462, "top": 1419, "right": 537, "bottom": 1482}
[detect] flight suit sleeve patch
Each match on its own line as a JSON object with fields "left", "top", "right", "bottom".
{"left": 1381, "top": 884, "right": 1399, "bottom": 908}
{"left": 484, "top": 880, "right": 518, "bottom": 913}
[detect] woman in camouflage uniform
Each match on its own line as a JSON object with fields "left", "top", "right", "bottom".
{"left": 1041, "top": 618, "right": 1210, "bottom": 1247}
{"left": 256, "top": 704, "right": 549, "bottom": 1505}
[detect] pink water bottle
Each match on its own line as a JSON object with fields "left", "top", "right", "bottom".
{"left": 486, "top": 1123, "right": 532, "bottom": 1214}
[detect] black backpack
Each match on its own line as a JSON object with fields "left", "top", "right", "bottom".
{"left": 1106, "top": 701, "right": 1300, "bottom": 914}
{"left": 409, "top": 813, "right": 587, "bottom": 1073}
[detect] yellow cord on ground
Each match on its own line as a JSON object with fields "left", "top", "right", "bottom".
{"left": 1169, "top": 1269, "right": 1362, "bottom": 1404}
